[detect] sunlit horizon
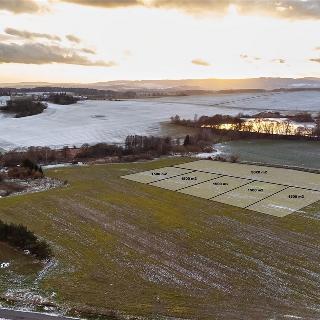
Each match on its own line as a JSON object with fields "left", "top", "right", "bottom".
{"left": 0, "top": 0, "right": 319, "bottom": 83}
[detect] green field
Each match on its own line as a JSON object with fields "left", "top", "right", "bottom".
{"left": 216, "top": 139, "right": 320, "bottom": 170}
{"left": 1, "top": 157, "right": 320, "bottom": 319}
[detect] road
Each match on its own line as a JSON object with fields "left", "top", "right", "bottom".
{"left": 0, "top": 309, "right": 80, "bottom": 320}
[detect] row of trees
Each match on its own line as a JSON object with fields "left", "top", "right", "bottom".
{"left": 171, "top": 114, "right": 243, "bottom": 127}
{"left": 0, "top": 134, "right": 217, "bottom": 168}
{"left": 124, "top": 135, "right": 173, "bottom": 154}
{"left": 0, "top": 220, "right": 52, "bottom": 259}
{"left": 171, "top": 113, "right": 320, "bottom": 138}
{"left": 0, "top": 146, "right": 74, "bottom": 167}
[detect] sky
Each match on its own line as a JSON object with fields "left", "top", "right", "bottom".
{"left": 0, "top": 0, "right": 320, "bottom": 83}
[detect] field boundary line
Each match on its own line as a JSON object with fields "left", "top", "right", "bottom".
{"left": 174, "top": 174, "right": 224, "bottom": 192}
{"left": 174, "top": 162, "right": 320, "bottom": 192}
{"left": 244, "top": 186, "right": 290, "bottom": 209}
{"left": 145, "top": 168, "right": 195, "bottom": 185}
{"left": 208, "top": 180, "right": 253, "bottom": 200}
{"left": 121, "top": 167, "right": 194, "bottom": 184}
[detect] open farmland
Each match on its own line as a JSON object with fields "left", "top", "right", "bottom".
{"left": 0, "top": 158, "right": 320, "bottom": 319}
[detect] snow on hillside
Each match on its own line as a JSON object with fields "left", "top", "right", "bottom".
{"left": 0, "top": 91, "right": 319, "bottom": 150}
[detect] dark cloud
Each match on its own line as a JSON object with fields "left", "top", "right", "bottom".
{"left": 0, "top": 42, "right": 116, "bottom": 66}
{"left": 5, "top": 28, "right": 61, "bottom": 41}
{"left": 60, "top": 0, "right": 320, "bottom": 19}
{"left": 0, "top": 0, "right": 45, "bottom": 14}
{"left": 61, "top": 0, "right": 141, "bottom": 8}
{"left": 310, "top": 58, "right": 320, "bottom": 63}
{"left": 66, "top": 34, "right": 81, "bottom": 43}
{"left": 191, "top": 59, "right": 210, "bottom": 66}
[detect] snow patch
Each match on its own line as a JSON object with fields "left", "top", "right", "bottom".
{"left": 0, "top": 262, "right": 10, "bottom": 269}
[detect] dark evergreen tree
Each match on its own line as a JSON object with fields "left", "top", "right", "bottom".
{"left": 183, "top": 135, "right": 191, "bottom": 146}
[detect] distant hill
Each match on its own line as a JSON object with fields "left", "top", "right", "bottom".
{"left": 1, "top": 77, "right": 320, "bottom": 91}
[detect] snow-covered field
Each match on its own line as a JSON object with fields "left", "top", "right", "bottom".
{"left": 0, "top": 91, "right": 319, "bottom": 150}
{"left": 147, "top": 90, "right": 320, "bottom": 113}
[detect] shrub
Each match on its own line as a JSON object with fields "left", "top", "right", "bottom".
{"left": 230, "top": 154, "right": 240, "bottom": 163}
{"left": 7, "top": 166, "right": 43, "bottom": 179}
{"left": 214, "top": 156, "right": 227, "bottom": 162}
{"left": 1, "top": 98, "right": 47, "bottom": 118}
{"left": 47, "top": 93, "right": 79, "bottom": 105}
{"left": 0, "top": 220, "right": 52, "bottom": 259}
{"left": 6, "top": 159, "right": 44, "bottom": 179}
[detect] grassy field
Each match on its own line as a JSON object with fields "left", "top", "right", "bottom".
{"left": 0, "top": 157, "right": 320, "bottom": 319}
{"left": 216, "top": 139, "right": 320, "bottom": 170}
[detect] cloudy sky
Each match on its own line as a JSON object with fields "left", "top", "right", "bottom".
{"left": 0, "top": 0, "right": 320, "bottom": 83}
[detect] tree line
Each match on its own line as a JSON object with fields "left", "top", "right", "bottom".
{"left": 0, "top": 134, "right": 217, "bottom": 168}
{"left": 171, "top": 112, "right": 320, "bottom": 138}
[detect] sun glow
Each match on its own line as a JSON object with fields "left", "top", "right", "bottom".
{"left": 0, "top": 0, "right": 319, "bottom": 82}
{"left": 202, "top": 119, "right": 315, "bottom": 136}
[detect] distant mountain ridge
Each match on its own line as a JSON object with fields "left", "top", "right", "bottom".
{"left": 1, "top": 77, "right": 320, "bottom": 91}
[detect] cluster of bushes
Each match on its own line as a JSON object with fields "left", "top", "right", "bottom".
{"left": 46, "top": 93, "right": 79, "bottom": 105}
{"left": 124, "top": 135, "right": 173, "bottom": 154}
{"left": 7, "top": 159, "right": 44, "bottom": 179}
{"left": 0, "top": 220, "right": 52, "bottom": 259}
{"left": 250, "top": 111, "right": 283, "bottom": 118}
{"left": 0, "top": 147, "right": 70, "bottom": 167}
{"left": 213, "top": 154, "right": 240, "bottom": 163}
{"left": 171, "top": 114, "right": 243, "bottom": 127}
{"left": 0, "top": 178, "right": 25, "bottom": 197}
{"left": 0, "top": 159, "right": 43, "bottom": 196}
{"left": 168, "top": 131, "right": 215, "bottom": 154}
{"left": 76, "top": 143, "right": 124, "bottom": 159}
{"left": 1, "top": 98, "right": 47, "bottom": 118}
